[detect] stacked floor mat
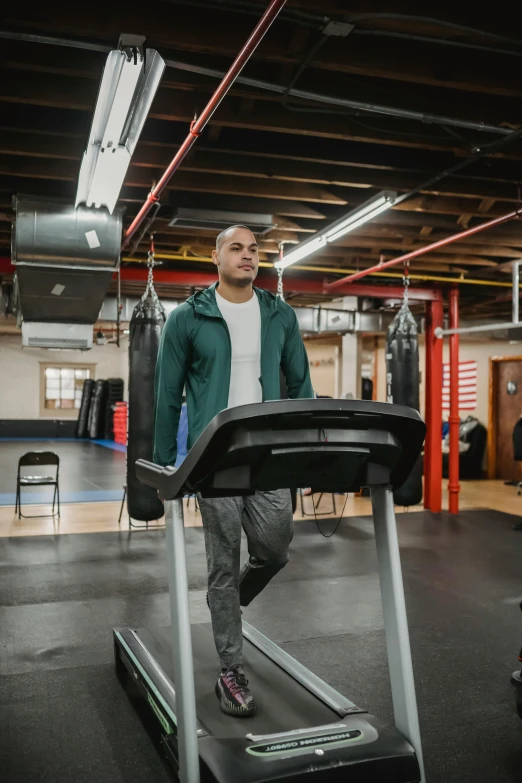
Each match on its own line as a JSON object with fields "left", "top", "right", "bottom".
{"left": 75, "top": 377, "right": 125, "bottom": 441}
{"left": 113, "top": 402, "right": 128, "bottom": 446}
{"left": 75, "top": 378, "right": 95, "bottom": 438}
{"left": 104, "top": 378, "right": 125, "bottom": 440}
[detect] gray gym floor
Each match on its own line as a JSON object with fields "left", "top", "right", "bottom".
{"left": 1, "top": 509, "right": 522, "bottom": 781}
{"left": 0, "top": 440, "right": 126, "bottom": 504}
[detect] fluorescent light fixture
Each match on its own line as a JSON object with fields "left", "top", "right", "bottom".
{"left": 76, "top": 41, "right": 165, "bottom": 214}
{"left": 277, "top": 235, "right": 327, "bottom": 268}
{"left": 168, "top": 208, "right": 275, "bottom": 234}
{"left": 275, "top": 191, "right": 396, "bottom": 270}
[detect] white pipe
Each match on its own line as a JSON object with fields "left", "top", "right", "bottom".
{"left": 513, "top": 260, "right": 521, "bottom": 325}
{"left": 435, "top": 321, "right": 522, "bottom": 338}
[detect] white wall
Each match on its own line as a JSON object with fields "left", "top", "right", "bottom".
{"left": 304, "top": 341, "right": 339, "bottom": 397}
{"left": 0, "top": 334, "right": 129, "bottom": 419}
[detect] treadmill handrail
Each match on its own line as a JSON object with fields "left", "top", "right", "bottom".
{"left": 242, "top": 621, "right": 361, "bottom": 717}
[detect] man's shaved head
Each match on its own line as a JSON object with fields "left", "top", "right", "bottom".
{"left": 216, "top": 224, "right": 254, "bottom": 252}
{"left": 212, "top": 224, "right": 259, "bottom": 290}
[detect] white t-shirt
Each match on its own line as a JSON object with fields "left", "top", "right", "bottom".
{"left": 215, "top": 289, "right": 262, "bottom": 408}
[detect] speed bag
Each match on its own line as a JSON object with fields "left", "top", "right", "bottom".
{"left": 386, "top": 302, "right": 423, "bottom": 507}
{"left": 127, "top": 297, "right": 166, "bottom": 522}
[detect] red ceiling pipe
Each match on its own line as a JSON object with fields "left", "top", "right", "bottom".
{"left": 424, "top": 298, "right": 444, "bottom": 513}
{"left": 117, "top": 267, "right": 441, "bottom": 299}
{"left": 122, "top": 0, "right": 287, "bottom": 248}
{"left": 0, "top": 255, "right": 441, "bottom": 301}
{"left": 117, "top": 269, "right": 319, "bottom": 291}
{"left": 118, "top": 269, "right": 220, "bottom": 287}
{"left": 0, "top": 255, "right": 440, "bottom": 300}
{"left": 326, "top": 209, "right": 522, "bottom": 291}
{"left": 448, "top": 287, "right": 460, "bottom": 515}
{"left": 118, "top": 268, "right": 319, "bottom": 292}
{"left": 0, "top": 257, "right": 14, "bottom": 274}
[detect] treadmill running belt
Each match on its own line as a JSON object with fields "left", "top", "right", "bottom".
{"left": 137, "top": 623, "right": 341, "bottom": 738}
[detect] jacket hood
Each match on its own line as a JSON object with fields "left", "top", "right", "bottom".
{"left": 188, "top": 283, "right": 280, "bottom": 317}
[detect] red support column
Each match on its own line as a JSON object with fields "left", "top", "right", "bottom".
{"left": 424, "top": 299, "right": 443, "bottom": 512}
{"left": 424, "top": 302, "right": 432, "bottom": 510}
{"left": 448, "top": 287, "right": 460, "bottom": 514}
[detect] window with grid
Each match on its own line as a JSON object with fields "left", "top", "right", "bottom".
{"left": 43, "top": 366, "right": 91, "bottom": 411}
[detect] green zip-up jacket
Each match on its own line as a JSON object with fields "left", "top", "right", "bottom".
{"left": 153, "top": 283, "right": 314, "bottom": 467}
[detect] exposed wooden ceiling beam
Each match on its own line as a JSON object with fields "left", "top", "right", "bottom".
{"left": 0, "top": 154, "right": 345, "bottom": 205}
{"left": 392, "top": 195, "right": 522, "bottom": 218}
{"left": 374, "top": 212, "right": 522, "bottom": 246}
{"left": 0, "top": 70, "right": 474, "bottom": 153}
{"left": 121, "top": 230, "right": 501, "bottom": 267}
{"left": 322, "top": 235, "right": 521, "bottom": 258}
{"left": 326, "top": 221, "right": 522, "bottom": 248}
{"left": 2, "top": 129, "right": 522, "bottom": 203}
{"left": 4, "top": 6, "right": 522, "bottom": 98}
{"left": 0, "top": 176, "right": 330, "bottom": 219}
{"left": 4, "top": 40, "right": 520, "bottom": 130}
{"left": 3, "top": 153, "right": 522, "bottom": 223}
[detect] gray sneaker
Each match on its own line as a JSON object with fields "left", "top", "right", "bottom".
{"left": 216, "top": 665, "right": 256, "bottom": 717}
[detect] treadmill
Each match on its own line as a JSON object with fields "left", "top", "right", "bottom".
{"left": 114, "top": 399, "right": 426, "bottom": 783}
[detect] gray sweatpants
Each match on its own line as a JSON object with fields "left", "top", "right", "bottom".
{"left": 198, "top": 489, "right": 293, "bottom": 670}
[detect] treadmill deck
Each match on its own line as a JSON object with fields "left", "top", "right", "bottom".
{"left": 137, "top": 622, "right": 343, "bottom": 738}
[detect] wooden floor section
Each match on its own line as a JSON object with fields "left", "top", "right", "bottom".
{"left": 1, "top": 479, "right": 521, "bottom": 537}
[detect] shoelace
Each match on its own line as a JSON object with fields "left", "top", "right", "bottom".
{"left": 224, "top": 668, "right": 249, "bottom": 697}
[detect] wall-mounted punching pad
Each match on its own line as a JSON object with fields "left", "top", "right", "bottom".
{"left": 386, "top": 302, "right": 423, "bottom": 506}
{"left": 127, "top": 297, "right": 166, "bottom": 522}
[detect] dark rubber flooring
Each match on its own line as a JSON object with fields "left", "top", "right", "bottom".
{"left": 2, "top": 509, "right": 522, "bottom": 781}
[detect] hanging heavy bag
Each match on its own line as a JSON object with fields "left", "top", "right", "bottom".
{"left": 127, "top": 287, "right": 166, "bottom": 522}
{"left": 386, "top": 301, "right": 423, "bottom": 506}
{"left": 88, "top": 380, "right": 109, "bottom": 439}
{"left": 361, "top": 377, "right": 374, "bottom": 401}
{"left": 76, "top": 378, "right": 95, "bottom": 438}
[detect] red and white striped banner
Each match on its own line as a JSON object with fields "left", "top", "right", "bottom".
{"left": 442, "top": 360, "right": 477, "bottom": 411}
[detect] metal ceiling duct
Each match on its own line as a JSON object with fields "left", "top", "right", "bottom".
{"left": 168, "top": 207, "right": 275, "bottom": 234}
{"left": 97, "top": 298, "right": 400, "bottom": 335}
{"left": 294, "top": 307, "right": 398, "bottom": 335}
{"left": 21, "top": 322, "right": 95, "bottom": 350}
{"left": 12, "top": 195, "right": 124, "bottom": 350}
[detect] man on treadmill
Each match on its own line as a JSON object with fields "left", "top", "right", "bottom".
{"left": 154, "top": 225, "right": 313, "bottom": 718}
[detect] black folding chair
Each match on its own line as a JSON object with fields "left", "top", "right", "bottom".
{"left": 15, "top": 451, "right": 60, "bottom": 519}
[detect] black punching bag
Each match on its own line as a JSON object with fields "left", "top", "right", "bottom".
{"left": 76, "top": 378, "right": 94, "bottom": 438}
{"left": 88, "top": 380, "right": 109, "bottom": 439}
{"left": 386, "top": 302, "right": 423, "bottom": 506}
{"left": 127, "top": 295, "right": 166, "bottom": 521}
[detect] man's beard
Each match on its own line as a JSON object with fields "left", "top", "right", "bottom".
{"left": 221, "top": 269, "right": 257, "bottom": 288}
